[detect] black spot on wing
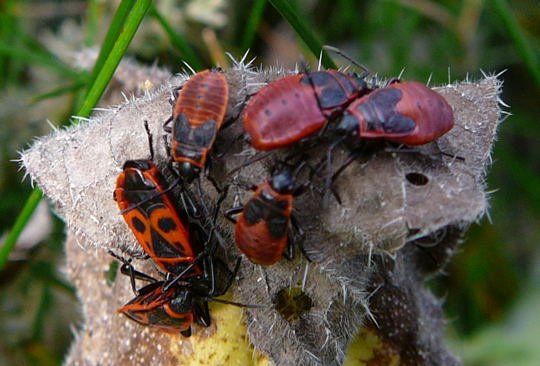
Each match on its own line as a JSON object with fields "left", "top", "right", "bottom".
{"left": 132, "top": 217, "right": 146, "bottom": 234}
{"left": 158, "top": 217, "right": 176, "bottom": 232}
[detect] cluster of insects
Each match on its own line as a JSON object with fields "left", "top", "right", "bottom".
{"left": 111, "top": 60, "right": 455, "bottom": 334}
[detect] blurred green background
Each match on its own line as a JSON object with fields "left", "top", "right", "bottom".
{"left": 0, "top": 1, "right": 538, "bottom": 365}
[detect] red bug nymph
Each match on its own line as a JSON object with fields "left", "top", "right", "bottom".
{"left": 164, "top": 69, "right": 229, "bottom": 182}
{"left": 242, "top": 70, "right": 371, "bottom": 150}
{"left": 226, "top": 169, "right": 305, "bottom": 266}
{"left": 336, "top": 80, "right": 454, "bottom": 145}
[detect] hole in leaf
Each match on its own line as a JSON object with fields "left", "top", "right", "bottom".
{"left": 406, "top": 172, "right": 429, "bottom": 185}
{"left": 273, "top": 287, "right": 313, "bottom": 323}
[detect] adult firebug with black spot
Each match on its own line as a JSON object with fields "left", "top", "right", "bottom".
{"left": 118, "top": 280, "right": 206, "bottom": 336}
{"left": 111, "top": 252, "right": 245, "bottom": 336}
{"left": 114, "top": 159, "right": 203, "bottom": 277}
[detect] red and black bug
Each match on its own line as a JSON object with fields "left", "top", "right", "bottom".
{"left": 112, "top": 154, "right": 247, "bottom": 335}
{"left": 242, "top": 70, "right": 371, "bottom": 150}
{"left": 336, "top": 80, "right": 454, "bottom": 145}
{"left": 113, "top": 171, "right": 243, "bottom": 335}
{"left": 112, "top": 252, "right": 243, "bottom": 336}
{"left": 118, "top": 280, "right": 206, "bottom": 335}
{"left": 164, "top": 69, "right": 229, "bottom": 183}
{"left": 114, "top": 159, "right": 203, "bottom": 277}
{"left": 226, "top": 169, "right": 306, "bottom": 266}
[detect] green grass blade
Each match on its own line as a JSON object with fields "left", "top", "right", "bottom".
{"left": 0, "top": 188, "right": 43, "bottom": 270}
{"left": 86, "top": 0, "right": 136, "bottom": 91}
{"left": 241, "top": 0, "right": 267, "bottom": 52}
{"left": 269, "top": 0, "right": 337, "bottom": 69}
{"left": 79, "top": 0, "right": 152, "bottom": 119}
{"left": 149, "top": 4, "right": 203, "bottom": 71}
{"left": 491, "top": 0, "right": 540, "bottom": 90}
{"left": 1, "top": 0, "right": 152, "bottom": 271}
